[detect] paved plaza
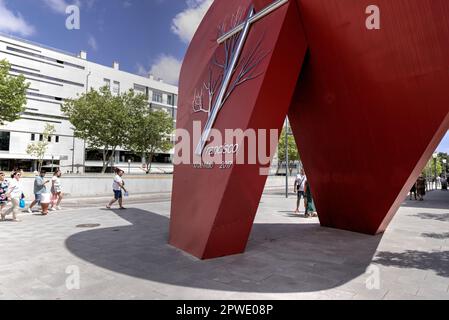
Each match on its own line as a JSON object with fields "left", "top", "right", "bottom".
{"left": 0, "top": 189, "right": 449, "bottom": 300}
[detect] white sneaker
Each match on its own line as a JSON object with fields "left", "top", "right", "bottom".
{"left": 56, "top": 206, "right": 62, "bottom": 210}
{"left": 27, "top": 208, "right": 32, "bottom": 214}
{"left": 50, "top": 207, "right": 57, "bottom": 211}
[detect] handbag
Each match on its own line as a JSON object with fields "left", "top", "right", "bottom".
{"left": 19, "top": 198, "right": 26, "bottom": 209}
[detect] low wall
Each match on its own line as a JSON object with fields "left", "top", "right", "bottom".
{"left": 18, "top": 175, "right": 296, "bottom": 199}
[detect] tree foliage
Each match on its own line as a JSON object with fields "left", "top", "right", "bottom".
{"left": 26, "top": 124, "right": 55, "bottom": 171}
{"left": 278, "top": 128, "right": 300, "bottom": 163}
{"left": 124, "top": 101, "right": 174, "bottom": 174}
{"left": 0, "top": 59, "right": 29, "bottom": 125}
{"left": 62, "top": 87, "right": 133, "bottom": 173}
{"left": 423, "top": 153, "right": 448, "bottom": 178}
{"left": 62, "top": 87, "right": 174, "bottom": 174}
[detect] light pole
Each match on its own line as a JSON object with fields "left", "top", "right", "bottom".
{"left": 83, "top": 71, "right": 91, "bottom": 174}
{"left": 71, "top": 132, "right": 75, "bottom": 174}
{"left": 443, "top": 159, "right": 447, "bottom": 179}
{"left": 433, "top": 153, "right": 438, "bottom": 190}
{"left": 285, "top": 118, "right": 289, "bottom": 198}
{"left": 128, "top": 159, "right": 132, "bottom": 175}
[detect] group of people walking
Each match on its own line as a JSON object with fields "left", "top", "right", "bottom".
{"left": 0, "top": 167, "right": 130, "bottom": 222}
{"left": 294, "top": 169, "right": 317, "bottom": 218}
{"left": 0, "top": 169, "right": 64, "bottom": 222}
{"left": 409, "top": 174, "right": 427, "bottom": 201}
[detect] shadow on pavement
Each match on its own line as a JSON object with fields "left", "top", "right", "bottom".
{"left": 402, "top": 191, "right": 449, "bottom": 210}
{"left": 421, "top": 232, "right": 449, "bottom": 239}
{"left": 410, "top": 212, "right": 449, "bottom": 222}
{"left": 373, "top": 250, "right": 449, "bottom": 278}
{"left": 65, "top": 207, "right": 383, "bottom": 293}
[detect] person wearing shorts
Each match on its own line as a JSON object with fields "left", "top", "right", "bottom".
{"left": 28, "top": 170, "right": 49, "bottom": 213}
{"left": 294, "top": 169, "right": 307, "bottom": 214}
{"left": 107, "top": 169, "right": 128, "bottom": 210}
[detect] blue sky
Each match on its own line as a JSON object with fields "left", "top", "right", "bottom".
{"left": 0, "top": 0, "right": 448, "bottom": 152}
{"left": 0, "top": 0, "right": 213, "bottom": 85}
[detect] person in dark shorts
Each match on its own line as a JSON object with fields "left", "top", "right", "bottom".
{"left": 294, "top": 169, "right": 307, "bottom": 214}
{"left": 107, "top": 169, "right": 128, "bottom": 210}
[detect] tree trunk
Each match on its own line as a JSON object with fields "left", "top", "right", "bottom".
{"left": 101, "top": 148, "right": 116, "bottom": 174}
{"left": 101, "top": 149, "right": 108, "bottom": 174}
{"left": 146, "top": 153, "right": 154, "bottom": 174}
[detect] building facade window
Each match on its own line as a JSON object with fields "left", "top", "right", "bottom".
{"left": 48, "top": 136, "right": 52, "bottom": 142}
{"left": 0, "top": 132, "right": 10, "bottom": 151}
{"left": 104, "top": 78, "right": 111, "bottom": 89}
{"left": 39, "top": 134, "right": 43, "bottom": 141}
{"left": 152, "top": 90, "right": 163, "bottom": 103}
{"left": 134, "top": 84, "right": 145, "bottom": 93}
{"left": 113, "top": 81, "right": 120, "bottom": 95}
{"left": 167, "top": 94, "right": 174, "bottom": 106}
{"left": 55, "top": 136, "right": 59, "bottom": 143}
{"left": 31, "top": 133, "right": 35, "bottom": 141}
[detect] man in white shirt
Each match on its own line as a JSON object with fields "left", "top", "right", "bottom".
{"left": 106, "top": 169, "right": 128, "bottom": 210}
{"left": 294, "top": 169, "right": 307, "bottom": 214}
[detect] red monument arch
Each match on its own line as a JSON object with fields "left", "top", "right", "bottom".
{"left": 169, "top": 0, "right": 449, "bottom": 259}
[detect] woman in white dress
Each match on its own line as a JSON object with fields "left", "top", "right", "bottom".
{"left": 50, "top": 169, "right": 63, "bottom": 211}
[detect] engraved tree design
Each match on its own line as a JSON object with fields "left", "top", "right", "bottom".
{"left": 192, "top": 7, "right": 270, "bottom": 116}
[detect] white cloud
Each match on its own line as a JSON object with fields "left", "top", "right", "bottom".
{"left": 171, "top": 0, "right": 213, "bottom": 44}
{"left": 136, "top": 63, "right": 148, "bottom": 77}
{"left": 138, "top": 55, "right": 182, "bottom": 86}
{"left": 42, "top": 0, "right": 81, "bottom": 14}
{"left": 0, "top": 0, "right": 35, "bottom": 36}
{"left": 87, "top": 34, "right": 98, "bottom": 51}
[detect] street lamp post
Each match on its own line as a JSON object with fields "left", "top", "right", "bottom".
{"left": 285, "top": 119, "right": 289, "bottom": 198}
{"left": 83, "top": 71, "right": 91, "bottom": 175}
{"left": 71, "top": 134, "right": 75, "bottom": 174}
{"left": 443, "top": 159, "right": 447, "bottom": 179}
{"left": 128, "top": 159, "right": 132, "bottom": 175}
{"left": 433, "top": 153, "right": 438, "bottom": 190}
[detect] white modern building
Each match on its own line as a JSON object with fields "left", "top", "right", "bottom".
{"left": 0, "top": 33, "right": 178, "bottom": 173}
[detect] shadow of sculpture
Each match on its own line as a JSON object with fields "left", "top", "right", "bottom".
{"left": 65, "top": 208, "right": 383, "bottom": 293}
{"left": 373, "top": 250, "right": 449, "bottom": 278}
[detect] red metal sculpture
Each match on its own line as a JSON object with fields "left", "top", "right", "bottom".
{"left": 169, "top": 0, "right": 449, "bottom": 259}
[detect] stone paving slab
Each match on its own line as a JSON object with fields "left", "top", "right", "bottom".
{"left": 0, "top": 190, "right": 448, "bottom": 300}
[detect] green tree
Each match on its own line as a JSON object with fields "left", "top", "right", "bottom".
{"left": 26, "top": 124, "right": 56, "bottom": 171}
{"left": 423, "top": 155, "right": 443, "bottom": 179}
{"left": 125, "top": 100, "right": 174, "bottom": 174}
{"left": 62, "top": 87, "right": 132, "bottom": 174}
{"left": 0, "top": 59, "right": 29, "bottom": 125}
{"left": 278, "top": 129, "right": 300, "bottom": 175}
{"left": 278, "top": 129, "right": 300, "bottom": 162}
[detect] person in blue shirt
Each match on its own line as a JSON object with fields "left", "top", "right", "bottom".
{"left": 28, "top": 170, "right": 50, "bottom": 213}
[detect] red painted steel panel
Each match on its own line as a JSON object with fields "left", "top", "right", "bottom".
{"left": 169, "top": 0, "right": 308, "bottom": 259}
{"left": 170, "top": 0, "right": 449, "bottom": 259}
{"left": 289, "top": 0, "right": 449, "bottom": 234}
